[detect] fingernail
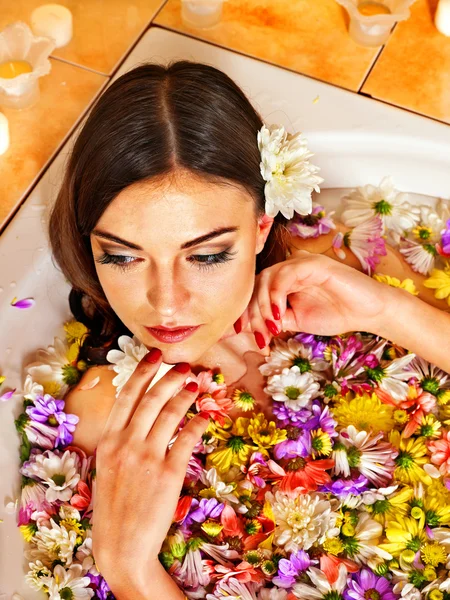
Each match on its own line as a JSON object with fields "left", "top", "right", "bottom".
{"left": 198, "top": 411, "right": 210, "bottom": 421}
{"left": 254, "top": 331, "right": 266, "bottom": 349}
{"left": 173, "top": 362, "right": 191, "bottom": 374}
{"left": 265, "top": 319, "right": 280, "bottom": 336}
{"left": 185, "top": 381, "right": 199, "bottom": 393}
{"left": 233, "top": 318, "right": 242, "bottom": 334}
{"left": 271, "top": 303, "right": 281, "bottom": 320}
{"left": 145, "top": 347, "right": 162, "bottom": 363}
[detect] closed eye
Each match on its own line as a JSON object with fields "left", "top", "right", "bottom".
{"left": 95, "top": 248, "right": 237, "bottom": 271}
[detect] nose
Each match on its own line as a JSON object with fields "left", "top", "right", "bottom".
{"left": 145, "top": 263, "right": 191, "bottom": 318}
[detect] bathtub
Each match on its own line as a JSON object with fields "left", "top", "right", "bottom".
{"left": 1, "top": 27, "right": 449, "bottom": 596}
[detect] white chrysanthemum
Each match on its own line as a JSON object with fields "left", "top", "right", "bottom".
{"left": 106, "top": 334, "right": 149, "bottom": 396}
{"left": 22, "top": 374, "right": 45, "bottom": 401}
{"left": 200, "top": 468, "right": 239, "bottom": 504}
{"left": 399, "top": 238, "right": 437, "bottom": 275}
{"left": 378, "top": 353, "right": 416, "bottom": 402}
{"left": 409, "top": 356, "right": 450, "bottom": 394}
{"left": 206, "top": 579, "right": 261, "bottom": 600}
{"left": 412, "top": 204, "right": 447, "bottom": 244}
{"left": 263, "top": 366, "right": 320, "bottom": 411}
{"left": 293, "top": 564, "right": 348, "bottom": 600}
{"left": 267, "top": 490, "right": 339, "bottom": 552}
{"left": 257, "top": 124, "right": 323, "bottom": 219}
{"left": 25, "top": 559, "right": 52, "bottom": 591}
{"left": 34, "top": 517, "right": 79, "bottom": 567}
{"left": 26, "top": 337, "right": 80, "bottom": 398}
{"left": 259, "top": 337, "right": 329, "bottom": 378}
{"left": 341, "top": 176, "right": 420, "bottom": 235}
{"left": 39, "top": 563, "right": 94, "bottom": 600}
{"left": 349, "top": 512, "right": 393, "bottom": 565}
{"left": 21, "top": 449, "right": 81, "bottom": 502}
{"left": 59, "top": 504, "right": 81, "bottom": 522}
{"left": 75, "top": 529, "right": 99, "bottom": 576}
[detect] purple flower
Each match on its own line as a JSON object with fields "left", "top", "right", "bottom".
{"left": 274, "top": 427, "right": 312, "bottom": 459}
{"left": 183, "top": 498, "right": 224, "bottom": 527}
{"left": 26, "top": 394, "right": 79, "bottom": 448}
{"left": 307, "top": 403, "right": 338, "bottom": 437}
{"left": 273, "top": 550, "right": 312, "bottom": 588}
{"left": 439, "top": 218, "right": 450, "bottom": 256}
{"left": 321, "top": 474, "right": 369, "bottom": 497}
{"left": 273, "top": 403, "right": 313, "bottom": 428}
{"left": 345, "top": 568, "right": 398, "bottom": 600}
{"left": 288, "top": 205, "right": 336, "bottom": 239}
{"left": 295, "top": 333, "right": 331, "bottom": 359}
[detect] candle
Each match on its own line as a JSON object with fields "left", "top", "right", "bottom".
{"left": 0, "top": 60, "right": 33, "bottom": 79}
{"left": 30, "top": 4, "right": 73, "bottom": 48}
{"left": 436, "top": 0, "right": 450, "bottom": 36}
{"left": 0, "top": 113, "right": 10, "bottom": 156}
{"left": 358, "top": 1, "right": 391, "bottom": 16}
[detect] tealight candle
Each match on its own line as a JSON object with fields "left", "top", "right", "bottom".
{"left": 435, "top": 0, "right": 450, "bottom": 36}
{"left": 30, "top": 4, "right": 73, "bottom": 48}
{"left": 0, "top": 60, "right": 33, "bottom": 79}
{"left": 358, "top": 1, "right": 391, "bottom": 16}
{"left": 0, "top": 113, "right": 10, "bottom": 156}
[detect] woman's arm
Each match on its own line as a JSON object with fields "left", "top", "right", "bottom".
{"left": 106, "top": 562, "right": 186, "bottom": 600}
{"left": 371, "top": 284, "right": 450, "bottom": 373}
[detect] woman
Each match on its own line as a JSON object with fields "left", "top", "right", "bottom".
{"left": 48, "top": 61, "right": 450, "bottom": 599}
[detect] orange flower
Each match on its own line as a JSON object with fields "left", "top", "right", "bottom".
{"left": 278, "top": 457, "right": 334, "bottom": 494}
{"left": 428, "top": 430, "right": 450, "bottom": 476}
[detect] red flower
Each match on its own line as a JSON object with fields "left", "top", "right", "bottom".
{"left": 278, "top": 457, "right": 334, "bottom": 494}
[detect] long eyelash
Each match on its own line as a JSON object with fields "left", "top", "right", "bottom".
{"left": 188, "top": 249, "right": 237, "bottom": 271}
{"left": 95, "top": 249, "right": 237, "bottom": 272}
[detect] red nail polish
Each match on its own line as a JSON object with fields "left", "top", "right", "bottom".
{"left": 173, "top": 362, "right": 191, "bottom": 374}
{"left": 233, "top": 318, "right": 242, "bottom": 334}
{"left": 265, "top": 319, "right": 280, "bottom": 336}
{"left": 254, "top": 331, "right": 266, "bottom": 349}
{"left": 185, "top": 381, "right": 199, "bottom": 393}
{"left": 271, "top": 303, "right": 281, "bottom": 320}
{"left": 145, "top": 347, "right": 162, "bottom": 363}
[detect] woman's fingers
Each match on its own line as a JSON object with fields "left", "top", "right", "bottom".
{"left": 125, "top": 362, "right": 193, "bottom": 441}
{"left": 143, "top": 382, "right": 200, "bottom": 451}
{"left": 102, "top": 348, "right": 163, "bottom": 435}
{"left": 167, "top": 412, "right": 210, "bottom": 472}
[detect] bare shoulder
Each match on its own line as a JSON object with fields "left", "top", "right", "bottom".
{"left": 64, "top": 365, "right": 117, "bottom": 456}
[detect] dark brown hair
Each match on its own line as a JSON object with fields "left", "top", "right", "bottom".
{"left": 49, "top": 60, "right": 290, "bottom": 363}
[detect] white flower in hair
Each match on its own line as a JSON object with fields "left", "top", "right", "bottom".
{"left": 257, "top": 124, "right": 324, "bottom": 219}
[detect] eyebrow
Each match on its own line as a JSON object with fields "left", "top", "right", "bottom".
{"left": 92, "top": 226, "right": 240, "bottom": 251}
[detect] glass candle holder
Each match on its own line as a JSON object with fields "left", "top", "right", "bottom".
{"left": 0, "top": 21, "right": 55, "bottom": 110}
{"left": 181, "top": 0, "right": 225, "bottom": 28}
{"left": 335, "top": 0, "right": 416, "bottom": 46}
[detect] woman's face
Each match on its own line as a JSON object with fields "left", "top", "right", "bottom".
{"left": 90, "top": 169, "right": 273, "bottom": 364}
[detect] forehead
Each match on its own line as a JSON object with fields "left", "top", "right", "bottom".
{"left": 96, "top": 170, "right": 255, "bottom": 246}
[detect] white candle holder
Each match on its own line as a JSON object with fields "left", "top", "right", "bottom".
{"left": 181, "top": 0, "right": 225, "bottom": 29}
{"left": 335, "top": 0, "right": 416, "bottom": 46}
{"left": 0, "top": 21, "right": 55, "bottom": 110}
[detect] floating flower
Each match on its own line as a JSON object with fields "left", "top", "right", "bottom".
{"left": 424, "top": 263, "right": 450, "bottom": 306}
{"left": 273, "top": 549, "right": 312, "bottom": 588}
{"left": 10, "top": 296, "right": 35, "bottom": 309}
{"left": 390, "top": 430, "right": 432, "bottom": 486}
{"left": 340, "top": 177, "right": 420, "bottom": 235}
{"left": 428, "top": 430, "right": 450, "bottom": 477}
{"left": 333, "top": 217, "right": 387, "bottom": 275}
{"left": 399, "top": 237, "right": 437, "bottom": 276}
{"left": 63, "top": 320, "right": 89, "bottom": 344}
{"left": 288, "top": 204, "right": 336, "bottom": 238}
{"left": 345, "top": 567, "right": 398, "bottom": 600}
{"left": 25, "top": 394, "right": 79, "bottom": 447}
{"left": 257, "top": 123, "right": 323, "bottom": 219}
{"left": 267, "top": 490, "right": 339, "bottom": 552}
{"left": 264, "top": 366, "right": 320, "bottom": 411}
{"left": 259, "top": 337, "right": 329, "bottom": 379}
{"left": 373, "top": 273, "right": 419, "bottom": 296}
{"left": 20, "top": 449, "right": 81, "bottom": 503}
{"left": 437, "top": 218, "right": 450, "bottom": 257}
{"left": 232, "top": 388, "right": 256, "bottom": 412}
{"left": 106, "top": 334, "right": 148, "bottom": 396}
{"left": 293, "top": 564, "right": 348, "bottom": 600}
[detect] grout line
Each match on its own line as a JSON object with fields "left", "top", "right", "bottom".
{"left": 357, "top": 23, "right": 398, "bottom": 93}
{"left": 49, "top": 54, "right": 109, "bottom": 77}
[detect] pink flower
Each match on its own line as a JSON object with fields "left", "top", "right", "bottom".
{"left": 195, "top": 370, "right": 233, "bottom": 425}
{"left": 344, "top": 216, "right": 387, "bottom": 275}
{"left": 288, "top": 205, "right": 336, "bottom": 239}
{"left": 428, "top": 430, "right": 450, "bottom": 476}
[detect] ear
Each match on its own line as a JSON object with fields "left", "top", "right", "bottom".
{"left": 255, "top": 213, "right": 274, "bottom": 254}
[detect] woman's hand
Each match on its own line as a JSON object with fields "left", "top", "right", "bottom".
{"left": 237, "top": 252, "right": 395, "bottom": 346}
{"left": 92, "top": 349, "right": 208, "bottom": 597}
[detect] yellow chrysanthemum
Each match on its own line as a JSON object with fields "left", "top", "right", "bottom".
{"left": 421, "top": 542, "right": 447, "bottom": 567}
{"left": 379, "top": 515, "right": 426, "bottom": 558}
{"left": 393, "top": 410, "right": 410, "bottom": 425}
{"left": 247, "top": 413, "right": 286, "bottom": 455}
{"left": 424, "top": 264, "right": 450, "bottom": 305}
{"left": 331, "top": 392, "right": 394, "bottom": 433}
{"left": 64, "top": 320, "right": 89, "bottom": 344}
{"left": 390, "top": 430, "right": 432, "bottom": 486}
{"left": 206, "top": 417, "right": 257, "bottom": 474}
{"left": 412, "top": 486, "right": 450, "bottom": 527}
{"left": 323, "top": 537, "right": 344, "bottom": 555}
{"left": 367, "top": 486, "right": 413, "bottom": 526}
{"left": 417, "top": 414, "right": 442, "bottom": 439}
{"left": 232, "top": 388, "right": 256, "bottom": 412}
{"left": 437, "top": 389, "right": 450, "bottom": 407}
{"left": 311, "top": 429, "right": 333, "bottom": 456}
{"left": 42, "top": 381, "right": 62, "bottom": 397}
{"left": 374, "top": 273, "right": 419, "bottom": 296}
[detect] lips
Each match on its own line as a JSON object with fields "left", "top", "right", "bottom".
{"left": 145, "top": 325, "right": 200, "bottom": 343}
